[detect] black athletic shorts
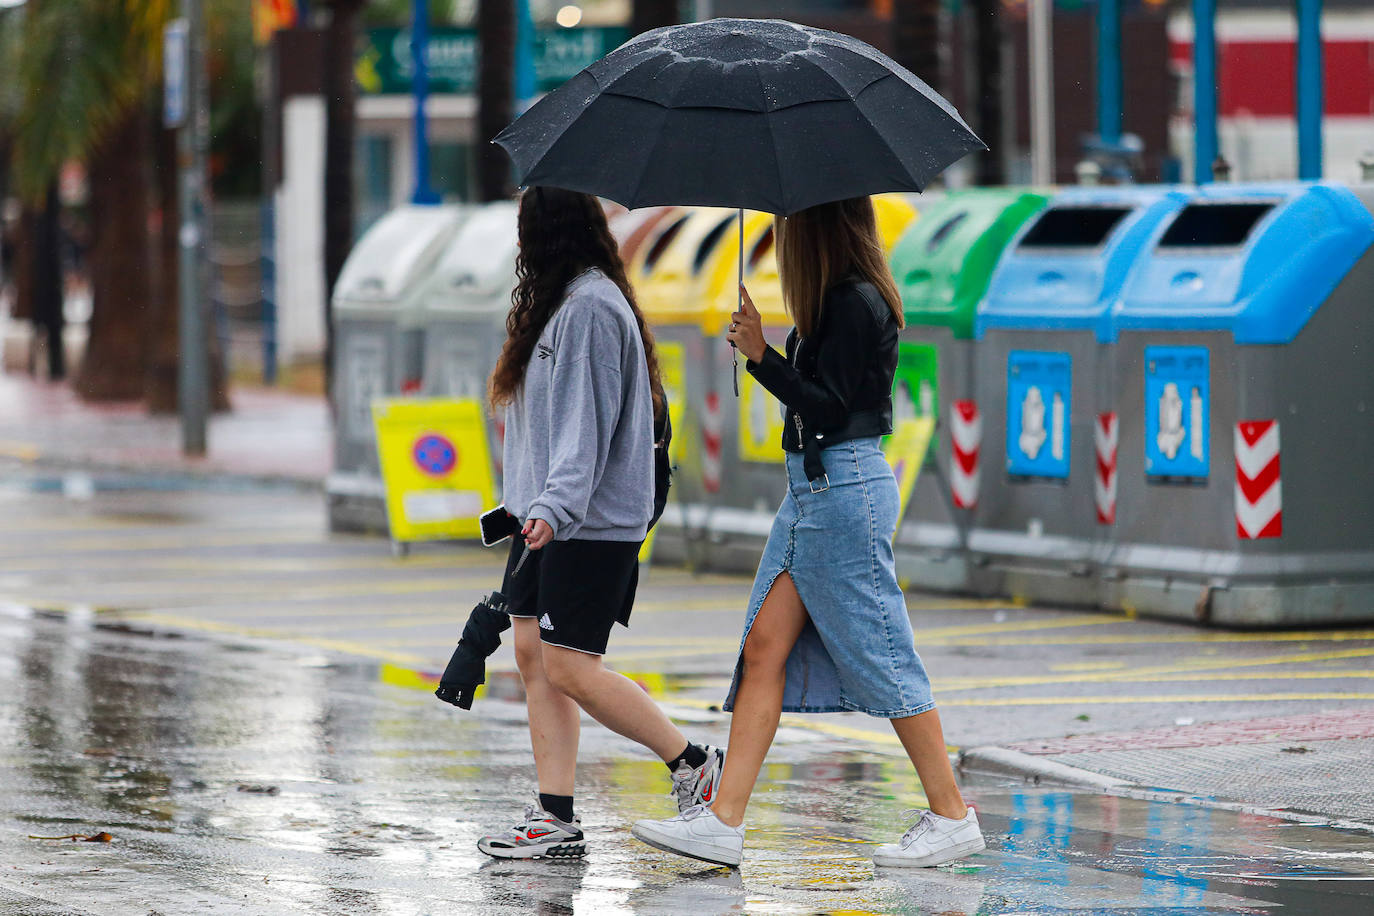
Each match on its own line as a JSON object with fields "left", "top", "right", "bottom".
{"left": 501, "top": 535, "right": 641, "bottom": 656}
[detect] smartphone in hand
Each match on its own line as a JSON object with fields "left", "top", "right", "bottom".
{"left": 479, "top": 505, "right": 522, "bottom": 547}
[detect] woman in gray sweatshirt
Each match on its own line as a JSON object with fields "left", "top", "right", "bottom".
{"left": 476, "top": 187, "right": 723, "bottom": 860}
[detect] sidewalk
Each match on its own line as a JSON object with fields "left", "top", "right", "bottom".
{"left": 962, "top": 710, "right": 1374, "bottom": 826}
{"left": 0, "top": 372, "right": 330, "bottom": 486}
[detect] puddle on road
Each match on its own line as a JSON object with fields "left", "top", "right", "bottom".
{"left": 1, "top": 608, "right": 1371, "bottom": 915}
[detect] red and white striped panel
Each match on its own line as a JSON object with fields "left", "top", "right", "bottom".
{"left": 702, "top": 391, "right": 723, "bottom": 494}
{"left": 1094, "top": 412, "right": 1118, "bottom": 525}
{"left": 1235, "top": 420, "right": 1281, "bottom": 539}
{"left": 950, "top": 400, "right": 981, "bottom": 510}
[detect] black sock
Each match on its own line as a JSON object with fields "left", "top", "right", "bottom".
{"left": 665, "top": 742, "right": 709, "bottom": 772}
{"left": 538, "top": 793, "right": 575, "bottom": 823}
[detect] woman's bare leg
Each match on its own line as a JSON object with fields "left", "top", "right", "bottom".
{"left": 512, "top": 617, "right": 580, "bottom": 797}
{"left": 709, "top": 571, "right": 810, "bottom": 828}
{"left": 540, "top": 646, "right": 689, "bottom": 762}
{"left": 890, "top": 708, "right": 968, "bottom": 819}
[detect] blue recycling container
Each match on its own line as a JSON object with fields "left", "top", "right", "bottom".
{"left": 1108, "top": 182, "right": 1374, "bottom": 625}
{"left": 967, "top": 186, "right": 1191, "bottom": 605}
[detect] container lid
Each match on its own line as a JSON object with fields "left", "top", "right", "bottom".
{"left": 890, "top": 189, "right": 1049, "bottom": 339}
{"left": 333, "top": 205, "right": 465, "bottom": 309}
{"left": 976, "top": 187, "right": 1191, "bottom": 342}
{"left": 424, "top": 202, "right": 520, "bottom": 314}
{"left": 1114, "top": 183, "right": 1374, "bottom": 343}
{"left": 634, "top": 208, "right": 737, "bottom": 324}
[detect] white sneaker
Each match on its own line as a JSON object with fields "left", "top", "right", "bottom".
{"left": 632, "top": 804, "right": 745, "bottom": 867}
{"left": 872, "top": 806, "right": 985, "bottom": 868}
{"left": 669, "top": 745, "right": 726, "bottom": 812}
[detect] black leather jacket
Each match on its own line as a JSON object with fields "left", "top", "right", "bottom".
{"left": 745, "top": 276, "right": 898, "bottom": 476}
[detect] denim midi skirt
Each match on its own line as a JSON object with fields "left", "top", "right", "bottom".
{"left": 723, "top": 437, "right": 937, "bottom": 718}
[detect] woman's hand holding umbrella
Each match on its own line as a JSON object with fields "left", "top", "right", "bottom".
{"left": 727, "top": 284, "right": 767, "bottom": 364}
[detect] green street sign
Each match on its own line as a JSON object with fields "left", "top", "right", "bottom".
{"left": 357, "top": 27, "right": 630, "bottom": 96}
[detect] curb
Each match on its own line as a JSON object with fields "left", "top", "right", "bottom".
{"left": 958, "top": 745, "right": 1374, "bottom": 834}
{"left": 958, "top": 745, "right": 1131, "bottom": 790}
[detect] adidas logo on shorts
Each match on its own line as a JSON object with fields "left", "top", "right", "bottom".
{"left": 539, "top": 614, "right": 555, "bottom": 631}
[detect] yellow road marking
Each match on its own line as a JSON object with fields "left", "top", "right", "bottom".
{"left": 0, "top": 551, "right": 495, "bottom": 574}
{"left": 936, "top": 647, "right": 1374, "bottom": 691}
{"left": 1051, "top": 661, "right": 1128, "bottom": 672}
{"left": 113, "top": 612, "right": 432, "bottom": 666}
{"left": 0, "top": 531, "right": 327, "bottom": 554}
{"left": 940, "top": 692, "right": 1374, "bottom": 707}
{"left": 919, "top": 629, "right": 1374, "bottom": 647}
{"left": 0, "top": 441, "right": 41, "bottom": 461}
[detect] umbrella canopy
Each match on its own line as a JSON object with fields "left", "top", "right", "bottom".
{"left": 494, "top": 18, "right": 984, "bottom": 215}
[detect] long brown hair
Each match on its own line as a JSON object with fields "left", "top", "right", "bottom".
{"left": 774, "top": 197, "right": 905, "bottom": 338}
{"left": 488, "top": 186, "right": 664, "bottom": 420}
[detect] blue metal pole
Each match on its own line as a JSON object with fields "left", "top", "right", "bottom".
{"left": 1096, "top": 0, "right": 1122, "bottom": 146}
{"left": 411, "top": 0, "right": 439, "bottom": 204}
{"left": 1192, "top": 0, "right": 1218, "bottom": 183}
{"left": 1296, "top": 0, "right": 1323, "bottom": 180}
{"left": 514, "top": 0, "right": 536, "bottom": 111}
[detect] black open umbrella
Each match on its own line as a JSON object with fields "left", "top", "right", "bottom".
{"left": 494, "top": 18, "right": 984, "bottom": 215}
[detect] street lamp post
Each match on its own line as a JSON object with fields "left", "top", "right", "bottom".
{"left": 169, "top": 0, "right": 210, "bottom": 455}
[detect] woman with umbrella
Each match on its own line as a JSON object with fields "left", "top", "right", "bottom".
{"left": 630, "top": 197, "right": 985, "bottom": 869}
{"left": 476, "top": 187, "right": 724, "bottom": 860}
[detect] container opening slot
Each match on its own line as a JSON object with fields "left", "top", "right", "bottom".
{"left": 926, "top": 212, "right": 967, "bottom": 253}
{"left": 1157, "top": 203, "right": 1275, "bottom": 249}
{"left": 1017, "top": 207, "right": 1132, "bottom": 249}
{"left": 693, "top": 216, "right": 735, "bottom": 272}
{"left": 641, "top": 216, "right": 689, "bottom": 272}
{"left": 749, "top": 226, "right": 774, "bottom": 269}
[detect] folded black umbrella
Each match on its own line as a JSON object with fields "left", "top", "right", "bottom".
{"left": 494, "top": 18, "right": 984, "bottom": 215}
{"left": 435, "top": 591, "right": 512, "bottom": 710}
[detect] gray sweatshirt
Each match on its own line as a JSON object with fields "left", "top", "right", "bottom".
{"left": 502, "top": 269, "right": 654, "bottom": 542}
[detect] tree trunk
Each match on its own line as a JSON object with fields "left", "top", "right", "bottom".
{"left": 631, "top": 0, "right": 677, "bottom": 36}
{"left": 970, "top": 0, "right": 1005, "bottom": 185}
{"left": 322, "top": 0, "right": 365, "bottom": 395}
{"left": 893, "top": 0, "right": 942, "bottom": 91}
{"left": 75, "top": 108, "right": 152, "bottom": 401}
{"left": 146, "top": 122, "right": 182, "bottom": 412}
{"left": 33, "top": 182, "right": 65, "bottom": 380}
{"left": 146, "top": 119, "right": 231, "bottom": 414}
{"left": 476, "top": 0, "right": 515, "bottom": 202}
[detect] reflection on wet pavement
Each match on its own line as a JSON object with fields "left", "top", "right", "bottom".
{"left": 2, "top": 607, "right": 1371, "bottom": 915}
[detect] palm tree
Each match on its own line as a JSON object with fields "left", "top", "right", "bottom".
{"left": 9, "top": 0, "right": 170, "bottom": 400}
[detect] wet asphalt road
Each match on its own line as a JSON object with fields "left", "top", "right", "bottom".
{"left": 4, "top": 603, "right": 1374, "bottom": 915}
{"left": 4, "top": 467, "right": 1374, "bottom": 913}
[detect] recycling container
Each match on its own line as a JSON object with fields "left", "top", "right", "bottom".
{"left": 969, "top": 186, "right": 1191, "bottom": 606}
{"left": 416, "top": 201, "right": 520, "bottom": 487}
{"left": 629, "top": 207, "right": 740, "bottom": 567}
{"left": 1106, "top": 182, "right": 1374, "bottom": 625}
{"left": 327, "top": 204, "right": 467, "bottom": 533}
{"left": 887, "top": 189, "right": 1048, "bottom": 591}
{"left": 682, "top": 196, "right": 921, "bottom": 569}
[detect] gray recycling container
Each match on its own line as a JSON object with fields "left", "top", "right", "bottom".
{"left": 418, "top": 202, "right": 519, "bottom": 483}
{"left": 887, "top": 189, "right": 1048, "bottom": 593}
{"left": 1107, "top": 182, "right": 1374, "bottom": 626}
{"left": 326, "top": 205, "right": 467, "bottom": 533}
{"left": 969, "top": 186, "right": 1190, "bottom": 606}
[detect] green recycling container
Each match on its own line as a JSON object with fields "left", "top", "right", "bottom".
{"left": 888, "top": 189, "right": 1048, "bottom": 593}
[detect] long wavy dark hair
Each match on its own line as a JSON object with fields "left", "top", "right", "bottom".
{"left": 488, "top": 186, "right": 664, "bottom": 421}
